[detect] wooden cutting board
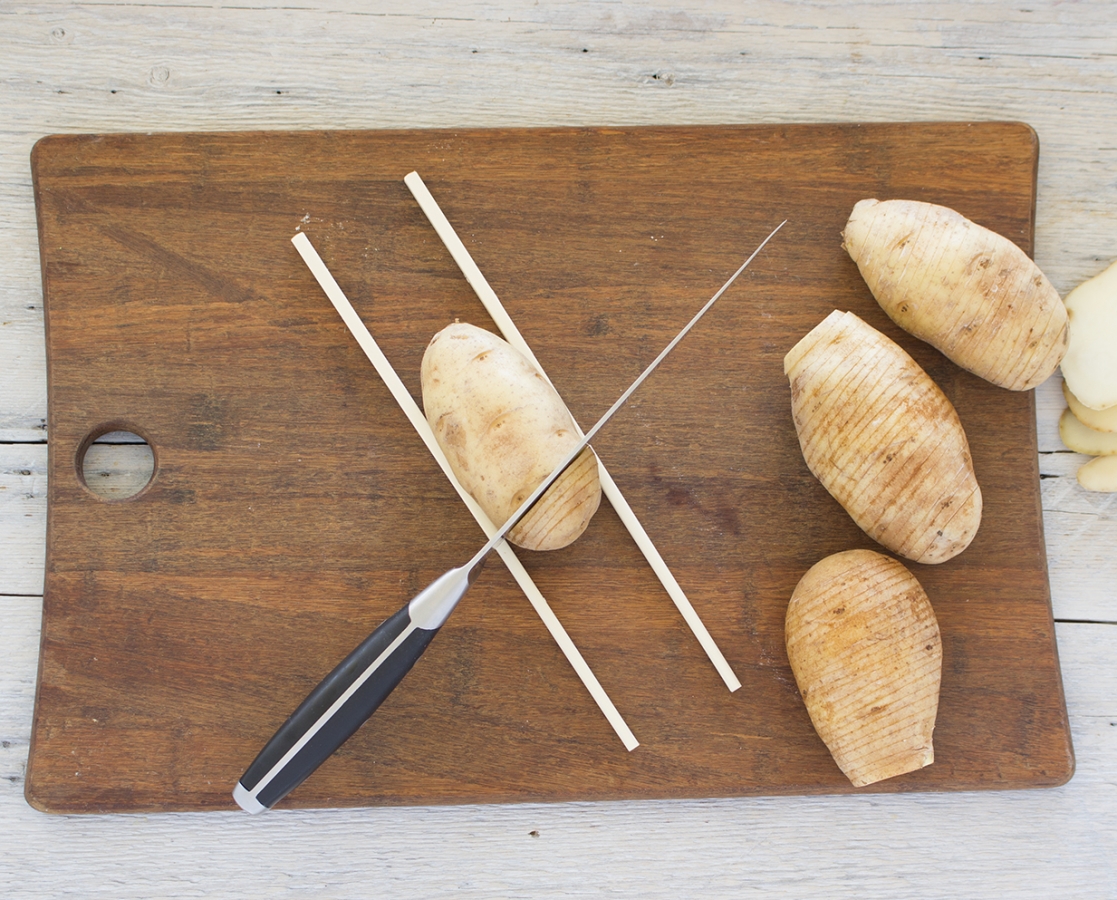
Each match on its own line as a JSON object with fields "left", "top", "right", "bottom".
{"left": 27, "top": 123, "right": 1074, "bottom": 814}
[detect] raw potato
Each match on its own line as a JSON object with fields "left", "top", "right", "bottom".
{"left": 785, "top": 310, "right": 982, "bottom": 564}
{"left": 1059, "top": 408, "right": 1117, "bottom": 457}
{"left": 842, "top": 198, "right": 1067, "bottom": 391}
{"left": 421, "top": 322, "right": 601, "bottom": 551}
{"left": 1063, "top": 382, "right": 1117, "bottom": 434}
{"left": 1078, "top": 454, "right": 1117, "bottom": 493}
{"left": 1060, "top": 259, "right": 1117, "bottom": 411}
{"left": 785, "top": 549, "right": 942, "bottom": 787}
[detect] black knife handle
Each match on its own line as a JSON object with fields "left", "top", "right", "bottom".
{"left": 233, "top": 564, "right": 477, "bottom": 812}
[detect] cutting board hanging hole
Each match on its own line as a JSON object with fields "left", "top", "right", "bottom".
{"left": 77, "top": 427, "right": 156, "bottom": 501}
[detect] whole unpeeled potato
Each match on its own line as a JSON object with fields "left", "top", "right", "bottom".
{"left": 785, "top": 310, "right": 982, "bottom": 564}
{"left": 786, "top": 549, "right": 942, "bottom": 787}
{"left": 842, "top": 199, "right": 1067, "bottom": 391}
{"left": 421, "top": 322, "right": 601, "bottom": 551}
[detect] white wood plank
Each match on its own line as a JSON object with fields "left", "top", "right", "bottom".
{"left": 1041, "top": 452, "right": 1117, "bottom": 624}
{"left": 0, "top": 596, "right": 39, "bottom": 747}
{"left": 0, "top": 445, "right": 47, "bottom": 597}
{"left": 79, "top": 439, "right": 155, "bottom": 501}
{"left": 0, "top": 190, "right": 48, "bottom": 441}
{"left": 1036, "top": 375, "right": 1069, "bottom": 455}
{"left": 0, "top": 137, "right": 48, "bottom": 438}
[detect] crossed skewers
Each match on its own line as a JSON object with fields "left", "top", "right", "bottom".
{"left": 292, "top": 172, "right": 743, "bottom": 750}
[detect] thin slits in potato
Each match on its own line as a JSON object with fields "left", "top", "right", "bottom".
{"left": 842, "top": 198, "right": 1067, "bottom": 391}
{"left": 785, "top": 310, "right": 981, "bottom": 564}
{"left": 786, "top": 549, "right": 942, "bottom": 787}
{"left": 509, "top": 446, "right": 600, "bottom": 549}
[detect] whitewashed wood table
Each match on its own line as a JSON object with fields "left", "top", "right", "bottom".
{"left": 2, "top": 2, "right": 1115, "bottom": 896}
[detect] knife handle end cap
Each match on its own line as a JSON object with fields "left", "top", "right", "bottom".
{"left": 233, "top": 781, "right": 267, "bottom": 814}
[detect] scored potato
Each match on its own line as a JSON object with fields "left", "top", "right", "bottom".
{"left": 1059, "top": 408, "right": 1117, "bottom": 457}
{"left": 785, "top": 549, "right": 942, "bottom": 787}
{"left": 1078, "top": 454, "right": 1117, "bottom": 493}
{"left": 785, "top": 310, "right": 982, "bottom": 564}
{"left": 1060, "top": 259, "right": 1117, "bottom": 411}
{"left": 842, "top": 199, "right": 1067, "bottom": 391}
{"left": 1063, "top": 382, "right": 1117, "bottom": 434}
{"left": 421, "top": 322, "right": 601, "bottom": 551}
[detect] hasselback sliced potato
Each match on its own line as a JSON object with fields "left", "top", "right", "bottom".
{"left": 784, "top": 310, "right": 982, "bottom": 564}
{"left": 786, "top": 549, "right": 942, "bottom": 787}
{"left": 842, "top": 198, "right": 1067, "bottom": 391}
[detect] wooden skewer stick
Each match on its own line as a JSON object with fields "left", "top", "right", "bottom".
{"left": 404, "top": 171, "right": 742, "bottom": 693}
{"left": 291, "top": 231, "right": 639, "bottom": 751}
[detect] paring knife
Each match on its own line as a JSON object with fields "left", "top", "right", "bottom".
{"left": 233, "top": 220, "right": 785, "bottom": 813}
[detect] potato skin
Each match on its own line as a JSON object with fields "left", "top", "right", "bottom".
{"left": 784, "top": 310, "right": 982, "bottom": 564}
{"left": 421, "top": 322, "right": 601, "bottom": 551}
{"left": 843, "top": 198, "right": 1067, "bottom": 391}
{"left": 785, "top": 549, "right": 942, "bottom": 787}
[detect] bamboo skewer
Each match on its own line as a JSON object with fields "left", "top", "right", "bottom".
{"left": 404, "top": 171, "right": 742, "bottom": 692}
{"left": 291, "top": 230, "right": 639, "bottom": 751}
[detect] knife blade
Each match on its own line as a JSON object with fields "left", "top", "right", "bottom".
{"left": 233, "top": 219, "right": 785, "bottom": 813}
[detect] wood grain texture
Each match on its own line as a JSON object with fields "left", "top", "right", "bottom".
{"left": 2, "top": 620, "right": 1114, "bottom": 900}
{"left": 26, "top": 123, "right": 1072, "bottom": 813}
{"left": 3, "top": 1, "right": 1117, "bottom": 896}
{"left": 2, "top": 1, "right": 1115, "bottom": 451}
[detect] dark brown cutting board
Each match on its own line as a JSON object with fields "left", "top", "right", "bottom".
{"left": 27, "top": 123, "right": 1074, "bottom": 814}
